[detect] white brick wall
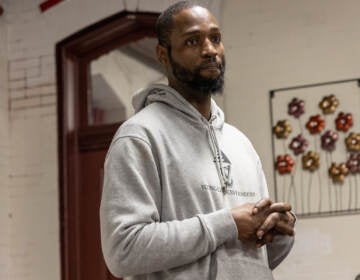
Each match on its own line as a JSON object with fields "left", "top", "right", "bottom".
{"left": 1, "top": 1, "right": 221, "bottom": 280}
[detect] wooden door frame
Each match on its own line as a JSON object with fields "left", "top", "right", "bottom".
{"left": 56, "top": 10, "right": 159, "bottom": 280}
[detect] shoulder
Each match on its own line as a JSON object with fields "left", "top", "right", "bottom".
{"left": 110, "top": 102, "right": 172, "bottom": 149}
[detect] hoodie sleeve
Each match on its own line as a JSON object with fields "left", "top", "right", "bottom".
{"left": 267, "top": 234, "right": 295, "bottom": 269}
{"left": 100, "top": 136, "right": 238, "bottom": 278}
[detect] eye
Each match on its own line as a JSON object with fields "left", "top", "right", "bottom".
{"left": 210, "top": 33, "right": 221, "bottom": 44}
{"left": 185, "top": 37, "right": 199, "bottom": 46}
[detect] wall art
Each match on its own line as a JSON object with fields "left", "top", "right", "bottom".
{"left": 270, "top": 79, "right": 360, "bottom": 217}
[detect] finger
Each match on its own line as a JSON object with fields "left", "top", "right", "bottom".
{"left": 256, "top": 212, "right": 280, "bottom": 239}
{"left": 256, "top": 232, "right": 275, "bottom": 248}
{"left": 267, "top": 202, "right": 292, "bottom": 215}
{"left": 274, "top": 220, "right": 295, "bottom": 236}
{"left": 252, "top": 198, "right": 272, "bottom": 215}
{"left": 286, "top": 211, "right": 296, "bottom": 226}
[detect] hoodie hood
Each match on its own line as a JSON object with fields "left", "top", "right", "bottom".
{"left": 132, "top": 84, "right": 231, "bottom": 191}
{"left": 132, "top": 84, "right": 224, "bottom": 129}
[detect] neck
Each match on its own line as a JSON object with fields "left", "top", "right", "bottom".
{"left": 169, "top": 80, "right": 212, "bottom": 120}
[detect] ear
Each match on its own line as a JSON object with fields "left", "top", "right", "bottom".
{"left": 156, "top": 44, "right": 169, "bottom": 66}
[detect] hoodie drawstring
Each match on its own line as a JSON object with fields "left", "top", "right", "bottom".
{"left": 208, "top": 115, "right": 231, "bottom": 193}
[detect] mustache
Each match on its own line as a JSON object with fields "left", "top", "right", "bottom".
{"left": 199, "top": 57, "right": 224, "bottom": 69}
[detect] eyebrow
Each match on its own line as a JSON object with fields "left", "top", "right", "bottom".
{"left": 181, "top": 27, "right": 221, "bottom": 37}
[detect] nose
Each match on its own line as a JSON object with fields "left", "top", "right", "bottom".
{"left": 201, "top": 38, "right": 218, "bottom": 58}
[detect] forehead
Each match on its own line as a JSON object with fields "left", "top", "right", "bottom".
{"left": 171, "top": 6, "right": 220, "bottom": 36}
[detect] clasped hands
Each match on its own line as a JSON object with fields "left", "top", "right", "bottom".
{"left": 231, "top": 198, "right": 295, "bottom": 248}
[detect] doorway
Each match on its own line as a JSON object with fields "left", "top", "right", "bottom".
{"left": 56, "top": 11, "right": 161, "bottom": 280}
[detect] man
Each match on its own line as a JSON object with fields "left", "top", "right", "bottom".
{"left": 100, "top": 1, "right": 295, "bottom": 279}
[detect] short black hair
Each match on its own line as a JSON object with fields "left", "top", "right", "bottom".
{"left": 155, "top": 1, "right": 198, "bottom": 47}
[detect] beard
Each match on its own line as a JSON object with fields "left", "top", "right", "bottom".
{"left": 168, "top": 50, "right": 225, "bottom": 97}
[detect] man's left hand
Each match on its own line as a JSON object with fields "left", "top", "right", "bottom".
{"left": 252, "top": 199, "right": 296, "bottom": 247}
{"left": 255, "top": 211, "right": 296, "bottom": 247}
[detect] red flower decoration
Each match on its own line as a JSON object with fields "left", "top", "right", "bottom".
{"left": 289, "top": 134, "right": 308, "bottom": 155}
{"left": 320, "top": 130, "right": 339, "bottom": 152}
{"left": 335, "top": 112, "right": 353, "bottom": 132}
{"left": 275, "top": 154, "right": 295, "bottom": 175}
{"left": 306, "top": 115, "right": 325, "bottom": 135}
{"left": 288, "top": 98, "right": 305, "bottom": 118}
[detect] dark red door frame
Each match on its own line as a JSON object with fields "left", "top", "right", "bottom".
{"left": 56, "top": 10, "right": 159, "bottom": 280}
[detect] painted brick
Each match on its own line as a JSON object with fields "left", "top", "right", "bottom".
{"left": 9, "top": 69, "right": 25, "bottom": 81}
{"left": 10, "top": 104, "right": 56, "bottom": 120}
{"left": 8, "top": 41, "right": 24, "bottom": 53}
{"left": 8, "top": 48, "right": 26, "bottom": 61}
{"left": 9, "top": 58, "right": 39, "bottom": 71}
{"left": 40, "top": 95, "right": 56, "bottom": 105}
{"left": 25, "top": 47, "right": 53, "bottom": 59}
{"left": 26, "top": 66, "right": 40, "bottom": 79}
{"left": 10, "top": 89, "right": 26, "bottom": 99}
{"left": 11, "top": 97, "right": 41, "bottom": 110}
{"left": 25, "top": 87, "right": 41, "bottom": 97}
{"left": 40, "top": 84, "right": 56, "bottom": 95}
{"left": 9, "top": 80, "right": 25, "bottom": 90}
{"left": 40, "top": 55, "right": 55, "bottom": 67}
{"left": 40, "top": 64, "right": 55, "bottom": 80}
{"left": 19, "top": 10, "right": 39, "bottom": 24}
{"left": 26, "top": 75, "right": 54, "bottom": 88}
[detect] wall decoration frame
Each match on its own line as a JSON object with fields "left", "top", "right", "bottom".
{"left": 270, "top": 78, "right": 360, "bottom": 218}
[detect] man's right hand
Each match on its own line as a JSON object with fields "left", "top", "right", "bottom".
{"left": 231, "top": 198, "right": 292, "bottom": 244}
{"left": 230, "top": 202, "right": 267, "bottom": 243}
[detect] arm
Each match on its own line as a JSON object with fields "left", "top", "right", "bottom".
{"left": 100, "top": 136, "right": 238, "bottom": 277}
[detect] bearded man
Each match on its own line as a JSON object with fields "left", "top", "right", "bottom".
{"left": 100, "top": 2, "right": 295, "bottom": 279}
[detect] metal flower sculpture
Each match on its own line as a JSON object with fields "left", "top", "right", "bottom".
{"left": 319, "top": 94, "right": 339, "bottom": 114}
{"left": 335, "top": 112, "right": 353, "bottom": 132}
{"left": 273, "top": 120, "right": 292, "bottom": 139}
{"left": 288, "top": 98, "right": 305, "bottom": 118}
{"left": 302, "top": 151, "right": 320, "bottom": 172}
{"left": 346, "top": 153, "right": 360, "bottom": 174}
{"left": 306, "top": 115, "right": 325, "bottom": 135}
{"left": 345, "top": 132, "right": 360, "bottom": 152}
{"left": 320, "top": 130, "right": 339, "bottom": 152}
{"left": 275, "top": 154, "right": 295, "bottom": 175}
{"left": 289, "top": 134, "right": 308, "bottom": 155}
{"left": 328, "top": 162, "right": 349, "bottom": 184}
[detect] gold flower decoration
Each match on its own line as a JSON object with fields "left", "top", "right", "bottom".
{"left": 302, "top": 151, "right": 320, "bottom": 172}
{"left": 345, "top": 132, "right": 360, "bottom": 152}
{"left": 319, "top": 94, "right": 339, "bottom": 114}
{"left": 273, "top": 120, "right": 292, "bottom": 139}
{"left": 328, "top": 162, "right": 349, "bottom": 184}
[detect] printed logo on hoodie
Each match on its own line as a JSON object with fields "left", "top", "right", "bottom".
{"left": 219, "top": 151, "right": 233, "bottom": 188}
{"left": 202, "top": 151, "right": 256, "bottom": 197}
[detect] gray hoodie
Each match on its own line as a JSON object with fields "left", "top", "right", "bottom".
{"left": 100, "top": 84, "right": 294, "bottom": 280}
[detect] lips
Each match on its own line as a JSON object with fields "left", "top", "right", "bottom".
{"left": 200, "top": 62, "right": 221, "bottom": 71}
